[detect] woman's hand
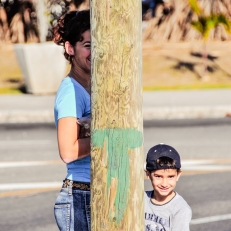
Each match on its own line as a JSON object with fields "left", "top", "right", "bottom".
{"left": 77, "top": 117, "right": 91, "bottom": 138}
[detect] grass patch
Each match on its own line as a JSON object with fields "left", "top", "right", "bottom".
{"left": 143, "top": 83, "right": 231, "bottom": 91}
{"left": 1, "top": 42, "right": 231, "bottom": 94}
{"left": 0, "top": 87, "right": 22, "bottom": 94}
{"left": 142, "top": 41, "right": 231, "bottom": 90}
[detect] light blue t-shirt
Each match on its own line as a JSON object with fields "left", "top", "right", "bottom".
{"left": 54, "top": 77, "right": 91, "bottom": 183}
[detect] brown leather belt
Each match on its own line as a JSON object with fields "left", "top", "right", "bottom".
{"left": 62, "top": 179, "right": 90, "bottom": 191}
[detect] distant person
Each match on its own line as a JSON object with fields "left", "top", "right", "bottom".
{"left": 142, "top": 0, "right": 164, "bottom": 19}
{"left": 149, "top": 0, "right": 156, "bottom": 17}
{"left": 142, "top": 0, "right": 151, "bottom": 19}
{"left": 144, "top": 143, "right": 192, "bottom": 231}
{"left": 53, "top": 10, "right": 91, "bottom": 231}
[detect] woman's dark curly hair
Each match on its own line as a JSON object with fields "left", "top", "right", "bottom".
{"left": 53, "top": 10, "right": 90, "bottom": 63}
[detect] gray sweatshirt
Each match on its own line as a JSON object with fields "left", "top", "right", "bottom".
{"left": 144, "top": 191, "right": 192, "bottom": 231}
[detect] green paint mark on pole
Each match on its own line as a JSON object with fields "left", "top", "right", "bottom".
{"left": 92, "top": 128, "right": 142, "bottom": 224}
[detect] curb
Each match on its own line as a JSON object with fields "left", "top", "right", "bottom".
{"left": 1, "top": 106, "right": 231, "bottom": 123}
{"left": 143, "top": 106, "right": 231, "bottom": 120}
{"left": 0, "top": 110, "right": 54, "bottom": 123}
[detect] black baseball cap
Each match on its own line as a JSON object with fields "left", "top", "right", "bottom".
{"left": 146, "top": 143, "right": 181, "bottom": 171}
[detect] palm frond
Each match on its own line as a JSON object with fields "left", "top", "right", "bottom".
{"left": 191, "top": 16, "right": 210, "bottom": 39}
{"left": 190, "top": 12, "right": 231, "bottom": 40}
{"left": 143, "top": 0, "right": 231, "bottom": 42}
{"left": 188, "top": 0, "right": 201, "bottom": 15}
{"left": 216, "top": 14, "right": 231, "bottom": 33}
{"left": 207, "top": 15, "right": 216, "bottom": 29}
{"left": 191, "top": 20, "right": 203, "bottom": 34}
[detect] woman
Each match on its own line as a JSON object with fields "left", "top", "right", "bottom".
{"left": 53, "top": 10, "right": 91, "bottom": 231}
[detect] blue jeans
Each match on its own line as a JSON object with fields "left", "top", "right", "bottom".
{"left": 54, "top": 188, "right": 91, "bottom": 231}
{"left": 150, "top": 0, "right": 156, "bottom": 17}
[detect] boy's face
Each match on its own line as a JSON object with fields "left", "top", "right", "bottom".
{"left": 146, "top": 168, "right": 182, "bottom": 202}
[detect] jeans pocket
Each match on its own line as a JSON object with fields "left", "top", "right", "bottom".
{"left": 54, "top": 203, "right": 71, "bottom": 231}
{"left": 86, "top": 204, "right": 91, "bottom": 231}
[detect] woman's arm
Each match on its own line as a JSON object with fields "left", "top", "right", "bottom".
{"left": 57, "top": 117, "right": 90, "bottom": 163}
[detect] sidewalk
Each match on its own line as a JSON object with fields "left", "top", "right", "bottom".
{"left": 0, "top": 89, "right": 231, "bottom": 123}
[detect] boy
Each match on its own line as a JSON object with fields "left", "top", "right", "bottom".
{"left": 145, "top": 143, "right": 192, "bottom": 231}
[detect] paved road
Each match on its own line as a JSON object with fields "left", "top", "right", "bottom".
{"left": 1, "top": 119, "right": 231, "bottom": 231}
{"left": 144, "top": 118, "right": 231, "bottom": 231}
{"left": 1, "top": 89, "right": 231, "bottom": 123}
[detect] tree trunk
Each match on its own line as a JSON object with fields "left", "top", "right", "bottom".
{"left": 33, "top": 0, "right": 48, "bottom": 43}
{"left": 143, "top": 0, "right": 231, "bottom": 42}
{"left": 90, "top": 0, "right": 144, "bottom": 230}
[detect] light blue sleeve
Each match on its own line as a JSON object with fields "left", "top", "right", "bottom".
{"left": 54, "top": 79, "right": 85, "bottom": 126}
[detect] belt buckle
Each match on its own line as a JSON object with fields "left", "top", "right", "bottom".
{"left": 68, "top": 180, "right": 73, "bottom": 195}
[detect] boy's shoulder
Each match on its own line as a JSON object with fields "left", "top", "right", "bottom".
{"left": 144, "top": 190, "right": 191, "bottom": 213}
{"left": 144, "top": 190, "right": 192, "bottom": 231}
{"left": 144, "top": 190, "right": 153, "bottom": 199}
{"left": 172, "top": 192, "right": 192, "bottom": 212}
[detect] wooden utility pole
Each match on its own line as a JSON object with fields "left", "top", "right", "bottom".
{"left": 90, "top": 0, "right": 144, "bottom": 230}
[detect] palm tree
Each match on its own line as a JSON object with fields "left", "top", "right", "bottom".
{"left": 189, "top": 0, "right": 231, "bottom": 78}
{"left": 143, "top": 0, "right": 231, "bottom": 42}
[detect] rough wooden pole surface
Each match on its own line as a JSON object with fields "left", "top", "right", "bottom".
{"left": 90, "top": 0, "right": 144, "bottom": 230}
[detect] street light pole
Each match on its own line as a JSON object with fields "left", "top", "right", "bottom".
{"left": 90, "top": 0, "right": 144, "bottom": 230}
